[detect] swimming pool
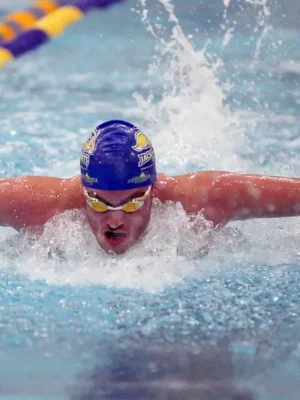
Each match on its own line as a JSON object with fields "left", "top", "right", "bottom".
{"left": 0, "top": 0, "right": 300, "bottom": 399}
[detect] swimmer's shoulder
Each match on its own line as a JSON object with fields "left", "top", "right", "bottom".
{"left": 153, "top": 171, "right": 235, "bottom": 225}
{"left": 0, "top": 175, "right": 85, "bottom": 230}
{"left": 153, "top": 171, "right": 228, "bottom": 203}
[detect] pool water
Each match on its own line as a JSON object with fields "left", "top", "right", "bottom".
{"left": 0, "top": 0, "right": 300, "bottom": 399}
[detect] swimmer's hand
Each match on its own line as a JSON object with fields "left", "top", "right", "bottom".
{"left": 0, "top": 176, "right": 84, "bottom": 230}
{"left": 154, "top": 171, "right": 300, "bottom": 227}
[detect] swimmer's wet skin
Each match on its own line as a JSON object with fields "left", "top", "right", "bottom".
{"left": 2, "top": 119, "right": 300, "bottom": 254}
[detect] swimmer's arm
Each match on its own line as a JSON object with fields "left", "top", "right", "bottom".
{"left": 209, "top": 173, "right": 300, "bottom": 223}
{"left": 0, "top": 175, "right": 85, "bottom": 230}
{"left": 155, "top": 172, "right": 300, "bottom": 226}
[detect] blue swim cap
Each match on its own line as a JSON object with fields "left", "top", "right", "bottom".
{"left": 80, "top": 120, "right": 156, "bottom": 191}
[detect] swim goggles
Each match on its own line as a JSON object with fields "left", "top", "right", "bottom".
{"left": 83, "top": 186, "right": 151, "bottom": 213}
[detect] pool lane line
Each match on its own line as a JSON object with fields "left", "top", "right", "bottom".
{"left": 0, "top": 0, "right": 124, "bottom": 69}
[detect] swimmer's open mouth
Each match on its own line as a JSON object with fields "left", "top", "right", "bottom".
{"left": 105, "top": 231, "right": 126, "bottom": 239}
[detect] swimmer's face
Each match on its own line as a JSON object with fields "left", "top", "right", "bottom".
{"left": 84, "top": 186, "right": 153, "bottom": 255}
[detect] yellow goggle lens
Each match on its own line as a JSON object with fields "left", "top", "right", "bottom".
{"left": 121, "top": 200, "right": 144, "bottom": 213}
{"left": 87, "top": 199, "right": 109, "bottom": 212}
{"left": 84, "top": 188, "right": 151, "bottom": 213}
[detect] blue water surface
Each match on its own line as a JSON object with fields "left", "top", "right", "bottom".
{"left": 0, "top": 0, "right": 300, "bottom": 399}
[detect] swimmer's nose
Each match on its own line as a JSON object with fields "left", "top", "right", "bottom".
{"left": 107, "top": 211, "right": 125, "bottom": 230}
{"left": 107, "top": 223, "right": 124, "bottom": 231}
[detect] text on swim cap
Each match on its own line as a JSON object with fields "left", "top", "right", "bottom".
{"left": 138, "top": 149, "right": 155, "bottom": 167}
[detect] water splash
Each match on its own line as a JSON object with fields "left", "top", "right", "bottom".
{"left": 134, "top": 0, "right": 247, "bottom": 175}
{"left": 221, "top": 0, "right": 272, "bottom": 59}
{"left": 246, "top": 0, "right": 272, "bottom": 66}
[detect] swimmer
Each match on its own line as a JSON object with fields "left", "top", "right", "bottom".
{"left": 1, "top": 119, "right": 300, "bottom": 255}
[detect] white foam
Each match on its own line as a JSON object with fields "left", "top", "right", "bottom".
{"left": 6, "top": 204, "right": 215, "bottom": 293}
{"left": 4, "top": 203, "right": 300, "bottom": 294}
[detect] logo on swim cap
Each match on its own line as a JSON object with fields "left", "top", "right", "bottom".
{"left": 82, "top": 172, "right": 98, "bottom": 185}
{"left": 132, "top": 131, "right": 153, "bottom": 152}
{"left": 83, "top": 129, "right": 99, "bottom": 154}
{"left": 127, "top": 172, "right": 151, "bottom": 184}
{"left": 132, "top": 130, "right": 155, "bottom": 168}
